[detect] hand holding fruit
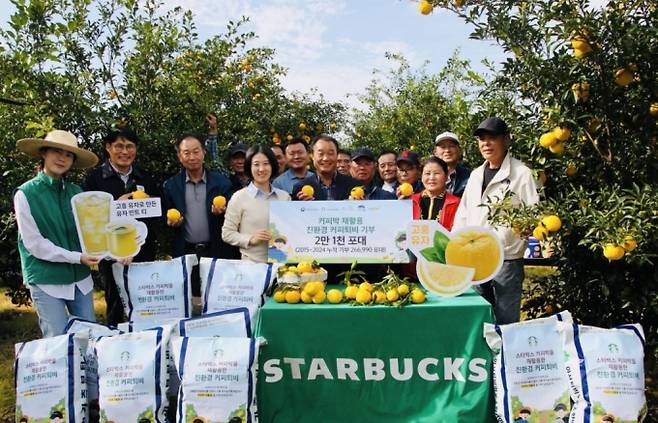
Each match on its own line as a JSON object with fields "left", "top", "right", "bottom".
{"left": 211, "top": 195, "right": 227, "bottom": 215}
{"left": 297, "top": 185, "right": 315, "bottom": 201}
{"left": 396, "top": 182, "right": 414, "bottom": 199}
{"left": 249, "top": 229, "right": 272, "bottom": 246}
{"left": 166, "top": 208, "right": 183, "bottom": 227}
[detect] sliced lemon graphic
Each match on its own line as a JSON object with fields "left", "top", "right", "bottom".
{"left": 416, "top": 259, "right": 475, "bottom": 297}
{"left": 445, "top": 227, "right": 503, "bottom": 283}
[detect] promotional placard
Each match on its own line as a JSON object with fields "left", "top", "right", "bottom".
{"left": 406, "top": 221, "right": 504, "bottom": 297}
{"left": 71, "top": 191, "right": 149, "bottom": 260}
{"left": 268, "top": 200, "right": 412, "bottom": 263}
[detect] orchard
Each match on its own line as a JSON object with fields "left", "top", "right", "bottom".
{"left": 415, "top": 0, "right": 658, "bottom": 411}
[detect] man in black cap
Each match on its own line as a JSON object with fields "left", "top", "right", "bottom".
{"left": 350, "top": 147, "right": 396, "bottom": 200}
{"left": 453, "top": 117, "right": 539, "bottom": 325}
{"left": 228, "top": 143, "right": 249, "bottom": 192}
{"left": 433, "top": 131, "right": 471, "bottom": 197}
{"left": 395, "top": 149, "right": 423, "bottom": 198}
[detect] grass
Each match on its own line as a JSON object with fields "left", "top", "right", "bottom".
{"left": 0, "top": 289, "right": 106, "bottom": 423}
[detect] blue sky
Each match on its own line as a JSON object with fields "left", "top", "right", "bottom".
{"left": 0, "top": 0, "right": 508, "bottom": 109}
{"left": 166, "top": 0, "right": 507, "bottom": 109}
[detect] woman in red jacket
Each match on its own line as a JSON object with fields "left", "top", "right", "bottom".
{"left": 411, "top": 156, "right": 460, "bottom": 230}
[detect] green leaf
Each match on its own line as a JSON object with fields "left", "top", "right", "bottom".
{"left": 420, "top": 247, "right": 441, "bottom": 263}
{"left": 432, "top": 230, "right": 449, "bottom": 263}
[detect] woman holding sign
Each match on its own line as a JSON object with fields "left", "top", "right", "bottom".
{"left": 14, "top": 130, "right": 101, "bottom": 337}
{"left": 222, "top": 144, "right": 290, "bottom": 262}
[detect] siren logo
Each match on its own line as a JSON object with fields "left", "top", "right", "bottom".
{"left": 608, "top": 343, "right": 620, "bottom": 354}
{"left": 527, "top": 336, "right": 538, "bottom": 347}
{"left": 263, "top": 356, "right": 488, "bottom": 383}
{"left": 151, "top": 272, "right": 159, "bottom": 282}
{"left": 121, "top": 351, "right": 131, "bottom": 362}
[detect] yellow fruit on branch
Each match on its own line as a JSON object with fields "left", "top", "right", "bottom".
{"left": 533, "top": 225, "right": 549, "bottom": 241}
{"left": 552, "top": 126, "right": 571, "bottom": 142}
{"left": 386, "top": 289, "right": 400, "bottom": 302}
{"left": 212, "top": 195, "right": 226, "bottom": 209}
{"left": 622, "top": 236, "right": 637, "bottom": 252}
{"left": 397, "top": 284, "right": 410, "bottom": 297}
{"left": 399, "top": 182, "right": 414, "bottom": 197}
{"left": 350, "top": 186, "right": 365, "bottom": 200}
{"left": 603, "top": 243, "right": 625, "bottom": 261}
{"left": 539, "top": 132, "right": 558, "bottom": 148}
{"left": 566, "top": 163, "right": 577, "bottom": 177}
{"left": 166, "top": 208, "right": 181, "bottom": 222}
{"left": 615, "top": 68, "right": 634, "bottom": 87}
{"left": 373, "top": 291, "right": 387, "bottom": 304}
{"left": 301, "top": 185, "right": 315, "bottom": 197}
{"left": 541, "top": 215, "right": 562, "bottom": 232}
{"left": 453, "top": 0, "right": 465, "bottom": 7}
{"left": 571, "top": 81, "right": 591, "bottom": 103}
{"left": 570, "top": 37, "right": 592, "bottom": 52}
{"left": 298, "top": 122, "right": 306, "bottom": 130}
{"left": 411, "top": 289, "right": 426, "bottom": 304}
{"left": 355, "top": 289, "right": 372, "bottom": 304}
{"left": 359, "top": 281, "right": 373, "bottom": 292}
{"left": 344, "top": 285, "right": 359, "bottom": 300}
{"left": 549, "top": 142, "right": 565, "bottom": 154}
{"left": 419, "top": 0, "right": 433, "bottom": 15}
{"left": 650, "top": 103, "right": 658, "bottom": 118}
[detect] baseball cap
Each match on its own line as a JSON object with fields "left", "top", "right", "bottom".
{"left": 228, "top": 143, "right": 248, "bottom": 157}
{"left": 434, "top": 131, "right": 460, "bottom": 146}
{"left": 351, "top": 147, "right": 375, "bottom": 161}
{"left": 474, "top": 117, "right": 510, "bottom": 137}
{"left": 396, "top": 149, "right": 420, "bottom": 167}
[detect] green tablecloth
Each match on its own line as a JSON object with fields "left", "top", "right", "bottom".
{"left": 255, "top": 287, "right": 495, "bottom": 422}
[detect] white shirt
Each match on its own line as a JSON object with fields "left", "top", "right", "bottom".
{"left": 14, "top": 190, "right": 93, "bottom": 300}
{"left": 382, "top": 181, "right": 396, "bottom": 193}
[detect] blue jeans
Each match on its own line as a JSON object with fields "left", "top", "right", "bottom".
{"left": 29, "top": 284, "right": 96, "bottom": 338}
{"left": 474, "top": 259, "right": 524, "bottom": 325}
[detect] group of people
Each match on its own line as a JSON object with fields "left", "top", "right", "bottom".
{"left": 14, "top": 115, "right": 538, "bottom": 338}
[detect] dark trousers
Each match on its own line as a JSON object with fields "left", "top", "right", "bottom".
{"left": 99, "top": 260, "right": 125, "bottom": 327}
{"left": 184, "top": 242, "right": 213, "bottom": 296}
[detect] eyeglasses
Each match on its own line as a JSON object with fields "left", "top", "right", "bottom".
{"left": 398, "top": 167, "right": 415, "bottom": 173}
{"left": 111, "top": 143, "right": 136, "bottom": 152}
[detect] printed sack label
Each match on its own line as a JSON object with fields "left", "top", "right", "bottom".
{"left": 559, "top": 322, "right": 647, "bottom": 423}
{"left": 15, "top": 333, "right": 88, "bottom": 423}
{"left": 484, "top": 311, "right": 573, "bottom": 423}
{"left": 179, "top": 306, "right": 256, "bottom": 338}
{"left": 172, "top": 337, "right": 259, "bottom": 423}
{"left": 95, "top": 327, "right": 170, "bottom": 422}
{"left": 113, "top": 254, "right": 197, "bottom": 323}
{"left": 199, "top": 258, "right": 275, "bottom": 315}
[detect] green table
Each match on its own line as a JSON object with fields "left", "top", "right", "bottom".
{"left": 255, "top": 287, "right": 495, "bottom": 422}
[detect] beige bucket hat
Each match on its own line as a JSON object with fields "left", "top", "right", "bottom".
{"left": 16, "top": 129, "right": 99, "bottom": 169}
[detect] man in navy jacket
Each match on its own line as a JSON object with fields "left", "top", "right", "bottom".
{"left": 291, "top": 135, "right": 360, "bottom": 201}
{"left": 162, "top": 134, "right": 236, "bottom": 294}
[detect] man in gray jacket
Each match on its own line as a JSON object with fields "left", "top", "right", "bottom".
{"left": 453, "top": 117, "right": 539, "bottom": 324}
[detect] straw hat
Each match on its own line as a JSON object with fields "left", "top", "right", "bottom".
{"left": 16, "top": 129, "right": 99, "bottom": 169}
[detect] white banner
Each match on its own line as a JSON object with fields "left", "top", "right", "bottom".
{"left": 269, "top": 200, "right": 412, "bottom": 263}
{"left": 112, "top": 197, "right": 162, "bottom": 219}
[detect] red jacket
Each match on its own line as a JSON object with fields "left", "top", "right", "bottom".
{"left": 411, "top": 191, "right": 460, "bottom": 231}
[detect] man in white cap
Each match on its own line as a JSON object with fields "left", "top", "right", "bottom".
{"left": 433, "top": 131, "right": 471, "bottom": 197}
{"left": 14, "top": 130, "right": 102, "bottom": 337}
{"left": 453, "top": 117, "right": 539, "bottom": 325}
